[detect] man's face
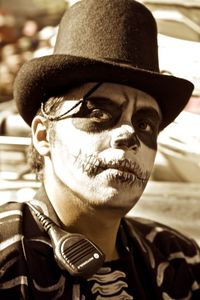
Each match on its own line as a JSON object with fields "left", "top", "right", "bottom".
{"left": 47, "top": 83, "right": 161, "bottom": 214}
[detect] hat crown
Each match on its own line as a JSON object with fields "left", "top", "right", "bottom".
{"left": 14, "top": 0, "right": 193, "bottom": 129}
{"left": 54, "top": 0, "right": 159, "bottom": 71}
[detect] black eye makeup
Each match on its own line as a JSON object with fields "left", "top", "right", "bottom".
{"left": 71, "top": 98, "right": 122, "bottom": 132}
{"left": 69, "top": 92, "right": 160, "bottom": 150}
{"left": 132, "top": 108, "right": 161, "bottom": 149}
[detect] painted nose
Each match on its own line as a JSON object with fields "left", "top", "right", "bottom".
{"left": 110, "top": 125, "right": 140, "bottom": 151}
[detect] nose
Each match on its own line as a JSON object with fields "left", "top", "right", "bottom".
{"left": 110, "top": 125, "right": 140, "bottom": 151}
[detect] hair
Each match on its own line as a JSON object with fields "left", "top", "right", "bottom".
{"left": 28, "top": 96, "right": 64, "bottom": 180}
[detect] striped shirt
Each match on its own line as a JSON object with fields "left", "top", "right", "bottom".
{"left": 0, "top": 187, "right": 200, "bottom": 299}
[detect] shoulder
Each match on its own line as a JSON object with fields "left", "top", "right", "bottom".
{"left": 0, "top": 201, "right": 26, "bottom": 264}
{"left": 0, "top": 201, "right": 30, "bottom": 297}
{"left": 0, "top": 201, "right": 28, "bottom": 274}
{"left": 124, "top": 216, "right": 200, "bottom": 257}
{"left": 124, "top": 216, "right": 200, "bottom": 298}
{"left": 0, "top": 201, "right": 25, "bottom": 238}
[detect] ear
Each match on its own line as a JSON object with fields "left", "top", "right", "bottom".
{"left": 31, "top": 116, "right": 50, "bottom": 156}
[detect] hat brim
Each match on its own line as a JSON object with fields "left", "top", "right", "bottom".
{"left": 14, "top": 54, "right": 194, "bottom": 129}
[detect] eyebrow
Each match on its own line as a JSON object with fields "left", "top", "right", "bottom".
{"left": 84, "top": 94, "right": 162, "bottom": 125}
{"left": 135, "top": 107, "right": 162, "bottom": 124}
{"left": 123, "top": 89, "right": 161, "bottom": 115}
{"left": 86, "top": 96, "right": 122, "bottom": 108}
{"left": 88, "top": 96, "right": 161, "bottom": 115}
{"left": 86, "top": 95, "right": 118, "bottom": 102}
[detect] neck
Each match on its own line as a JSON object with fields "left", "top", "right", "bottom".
{"left": 70, "top": 215, "right": 121, "bottom": 261}
{"left": 43, "top": 181, "right": 122, "bottom": 261}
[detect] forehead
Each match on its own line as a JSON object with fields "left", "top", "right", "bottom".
{"left": 64, "top": 82, "right": 161, "bottom": 113}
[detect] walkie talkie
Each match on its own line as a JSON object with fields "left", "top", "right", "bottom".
{"left": 28, "top": 202, "right": 105, "bottom": 278}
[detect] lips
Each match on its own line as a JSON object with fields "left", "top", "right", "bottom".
{"left": 95, "top": 159, "right": 149, "bottom": 182}
{"left": 106, "top": 168, "right": 136, "bottom": 185}
{"left": 107, "top": 160, "right": 137, "bottom": 174}
{"left": 75, "top": 152, "right": 149, "bottom": 183}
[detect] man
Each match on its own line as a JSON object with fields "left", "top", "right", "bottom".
{"left": 0, "top": 0, "right": 200, "bottom": 299}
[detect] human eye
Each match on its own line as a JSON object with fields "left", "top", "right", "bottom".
{"left": 71, "top": 98, "right": 121, "bottom": 133}
{"left": 133, "top": 108, "right": 160, "bottom": 136}
{"left": 137, "top": 120, "right": 154, "bottom": 133}
{"left": 89, "top": 109, "right": 112, "bottom": 122}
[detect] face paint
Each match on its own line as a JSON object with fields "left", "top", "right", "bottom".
{"left": 47, "top": 83, "right": 161, "bottom": 212}
{"left": 132, "top": 108, "right": 160, "bottom": 150}
{"left": 73, "top": 149, "right": 150, "bottom": 189}
{"left": 71, "top": 98, "right": 160, "bottom": 150}
{"left": 71, "top": 98, "right": 122, "bottom": 133}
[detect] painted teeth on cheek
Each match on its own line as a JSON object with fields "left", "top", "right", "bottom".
{"left": 73, "top": 151, "right": 103, "bottom": 176}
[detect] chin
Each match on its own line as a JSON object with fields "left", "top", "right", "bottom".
{"left": 93, "top": 198, "right": 139, "bottom": 218}
{"left": 89, "top": 187, "right": 141, "bottom": 213}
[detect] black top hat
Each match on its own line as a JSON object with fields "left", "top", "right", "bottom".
{"left": 14, "top": 0, "right": 193, "bottom": 129}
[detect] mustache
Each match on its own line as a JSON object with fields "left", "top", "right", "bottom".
{"left": 74, "top": 153, "right": 150, "bottom": 182}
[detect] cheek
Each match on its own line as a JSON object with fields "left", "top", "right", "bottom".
{"left": 51, "top": 121, "right": 108, "bottom": 166}
{"left": 137, "top": 132, "right": 158, "bottom": 150}
{"left": 49, "top": 123, "right": 80, "bottom": 173}
{"left": 138, "top": 143, "right": 157, "bottom": 171}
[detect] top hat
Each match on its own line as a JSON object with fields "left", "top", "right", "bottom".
{"left": 14, "top": 0, "right": 194, "bottom": 129}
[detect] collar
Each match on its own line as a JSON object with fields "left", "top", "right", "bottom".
{"left": 28, "top": 185, "right": 131, "bottom": 257}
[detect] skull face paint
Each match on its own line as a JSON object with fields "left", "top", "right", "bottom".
{"left": 71, "top": 98, "right": 160, "bottom": 150}
{"left": 71, "top": 98, "right": 122, "bottom": 133}
{"left": 48, "top": 83, "right": 161, "bottom": 213}
{"left": 73, "top": 150, "right": 150, "bottom": 187}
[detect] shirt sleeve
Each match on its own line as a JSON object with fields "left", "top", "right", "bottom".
{"left": 125, "top": 216, "right": 200, "bottom": 299}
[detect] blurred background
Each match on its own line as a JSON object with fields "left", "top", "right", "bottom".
{"left": 0, "top": 0, "right": 200, "bottom": 244}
